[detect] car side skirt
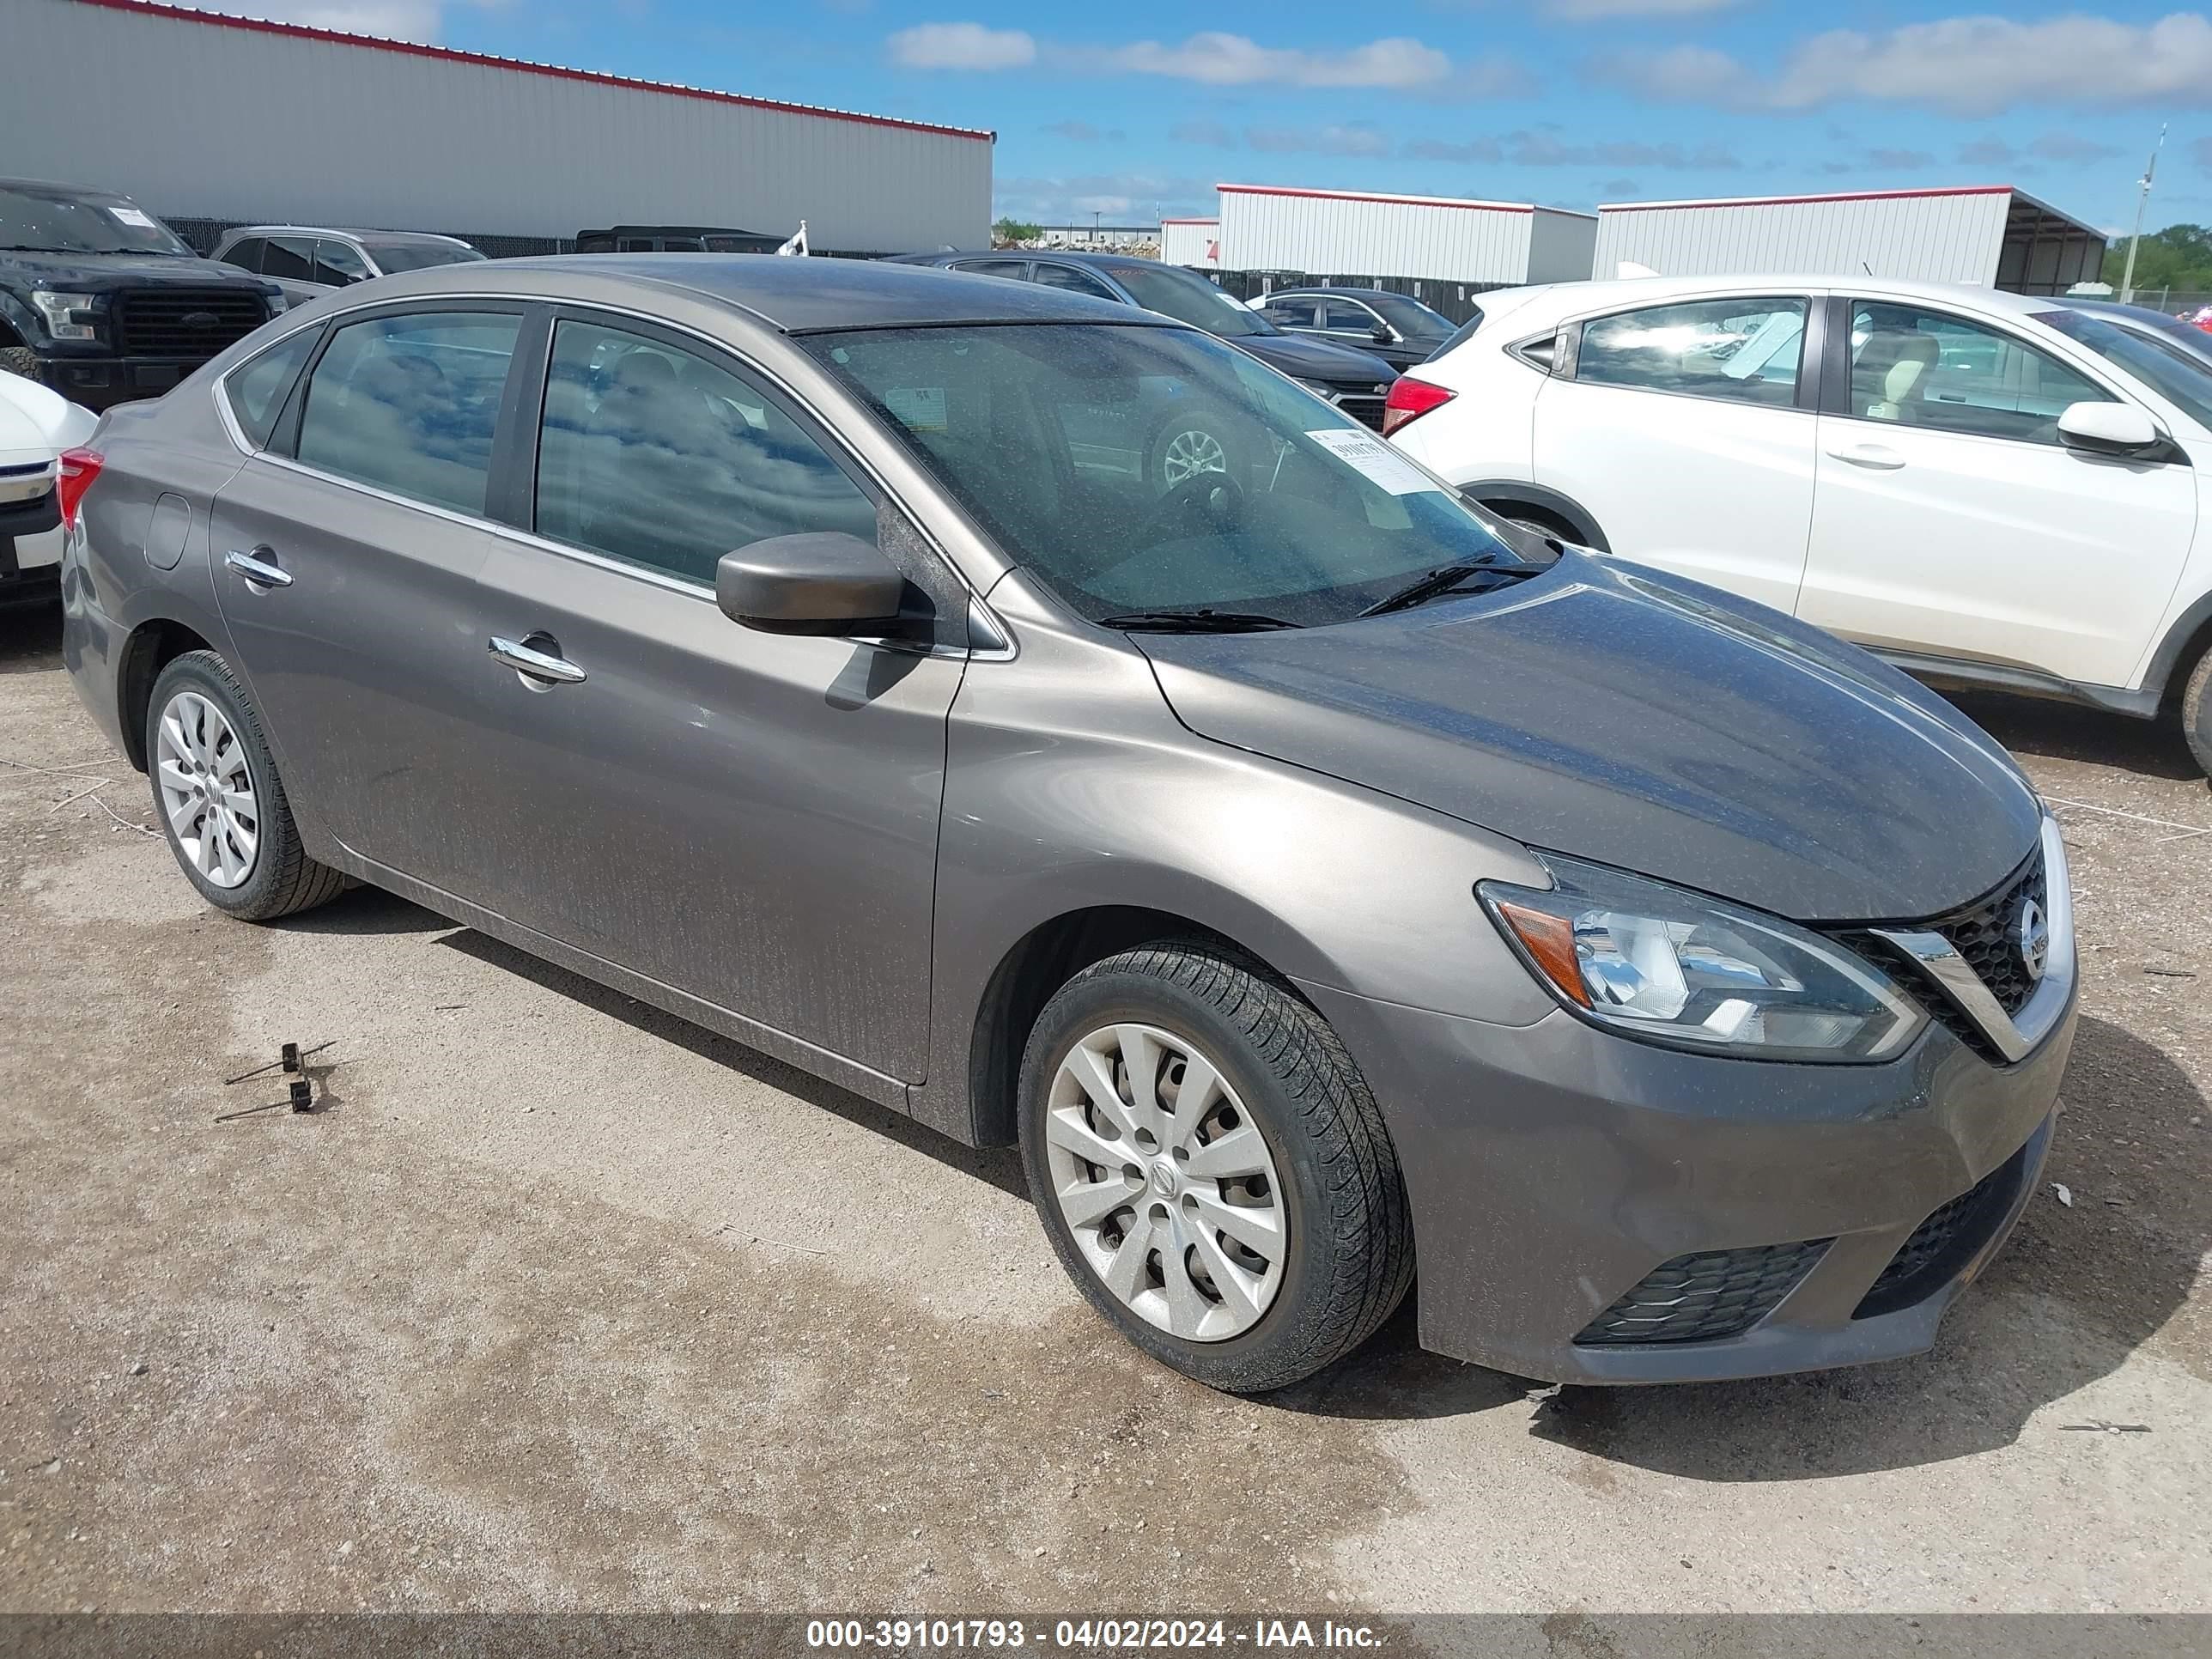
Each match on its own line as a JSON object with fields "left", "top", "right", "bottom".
{"left": 1876, "top": 649, "right": 2160, "bottom": 720}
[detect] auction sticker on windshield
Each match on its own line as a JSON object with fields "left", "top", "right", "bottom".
{"left": 110, "top": 206, "right": 159, "bottom": 228}
{"left": 1304, "top": 428, "right": 1440, "bottom": 495}
{"left": 884, "top": 386, "right": 947, "bottom": 432}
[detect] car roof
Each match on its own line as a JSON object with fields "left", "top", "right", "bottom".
{"left": 1506, "top": 272, "right": 2072, "bottom": 321}
{"left": 331, "top": 252, "right": 1164, "bottom": 333}
{"left": 0, "top": 176, "right": 129, "bottom": 198}
{"left": 223, "top": 225, "right": 474, "bottom": 246}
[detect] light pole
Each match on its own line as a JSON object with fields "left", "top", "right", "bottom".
{"left": 2119, "top": 125, "right": 2167, "bottom": 305}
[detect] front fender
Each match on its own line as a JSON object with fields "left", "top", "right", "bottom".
{"left": 914, "top": 597, "right": 1554, "bottom": 1145}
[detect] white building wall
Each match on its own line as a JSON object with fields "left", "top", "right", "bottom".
{"left": 1159, "top": 221, "right": 1220, "bottom": 268}
{"left": 2, "top": 0, "right": 993, "bottom": 251}
{"left": 1592, "top": 190, "right": 2014, "bottom": 285}
{"left": 1219, "top": 186, "right": 1539, "bottom": 284}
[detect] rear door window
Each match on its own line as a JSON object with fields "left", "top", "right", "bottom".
{"left": 295, "top": 310, "right": 522, "bottom": 514}
{"left": 1030, "top": 263, "right": 1119, "bottom": 301}
{"left": 263, "top": 237, "right": 315, "bottom": 283}
{"left": 951, "top": 259, "right": 1030, "bottom": 280}
{"left": 1575, "top": 296, "right": 1808, "bottom": 406}
{"left": 1264, "top": 297, "right": 1321, "bottom": 328}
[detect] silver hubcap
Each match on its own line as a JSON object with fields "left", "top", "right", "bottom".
{"left": 155, "top": 690, "right": 258, "bottom": 889}
{"left": 1044, "top": 1022, "right": 1287, "bottom": 1342}
{"left": 1160, "top": 428, "right": 1227, "bottom": 486}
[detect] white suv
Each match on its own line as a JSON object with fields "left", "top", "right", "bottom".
{"left": 1386, "top": 275, "right": 2212, "bottom": 771}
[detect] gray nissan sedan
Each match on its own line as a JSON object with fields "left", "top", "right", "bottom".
{"left": 57, "top": 257, "right": 2075, "bottom": 1392}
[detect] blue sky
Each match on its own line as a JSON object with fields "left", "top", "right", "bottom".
{"left": 293, "top": 2, "right": 2212, "bottom": 233}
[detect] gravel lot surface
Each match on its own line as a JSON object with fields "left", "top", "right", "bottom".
{"left": 1, "top": 602, "right": 2205, "bottom": 1623}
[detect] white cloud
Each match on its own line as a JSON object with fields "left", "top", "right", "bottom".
{"left": 1599, "top": 12, "right": 2212, "bottom": 116}
{"left": 247, "top": 1, "right": 447, "bottom": 40}
{"left": 887, "top": 21, "right": 1036, "bottom": 71}
{"left": 1244, "top": 124, "right": 1393, "bottom": 156}
{"left": 1544, "top": 0, "right": 1741, "bottom": 16}
{"left": 1090, "top": 32, "right": 1449, "bottom": 88}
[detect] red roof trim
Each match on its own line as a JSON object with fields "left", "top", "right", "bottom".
{"left": 1601, "top": 185, "right": 2014, "bottom": 213}
{"left": 68, "top": 0, "right": 997, "bottom": 143}
{"left": 1159, "top": 217, "right": 1218, "bottom": 226}
{"left": 1218, "top": 183, "right": 1534, "bottom": 214}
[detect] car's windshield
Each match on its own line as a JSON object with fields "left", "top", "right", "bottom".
{"left": 0, "top": 185, "right": 192, "bottom": 257}
{"left": 363, "top": 240, "right": 487, "bottom": 273}
{"left": 1364, "top": 292, "right": 1454, "bottom": 336}
{"left": 1108, "top": 264, "right": 1274, "bottom": 338}
{"left": 2039, "top": 307, "right": 2212, "bottom": 432}
{"left": 804, "top": 323, "right": 1534, "bottom": 628}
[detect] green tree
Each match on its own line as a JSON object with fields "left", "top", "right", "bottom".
{"left": 992, "top": 217, "right": 1042, "bottom": 246}
{"left": 2103, "top": 223, "right": 2212, "bottom": 295}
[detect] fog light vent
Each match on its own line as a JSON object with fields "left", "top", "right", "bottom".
{"left": 1574, "top": 1238, "right": 1831, "bottom": 1346}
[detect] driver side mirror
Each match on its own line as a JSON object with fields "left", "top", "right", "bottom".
{"left": 2057, "top": 401, "right": 2163, "bottom": 458}
{"left": 1371, "top": 324, "right": 1400, "bottom": 346}
{"left": 715, "top": 532, "right": 915, "bottom": 636}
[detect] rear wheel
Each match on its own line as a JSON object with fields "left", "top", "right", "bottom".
{"left": 2180, "top": 647, "right": 2212, "bottom": 778}
{"left": 1146, "top": 405, "right": 1249, "bottom": 494}
{"left": 146, "top": 651, "right": 346, "bottom": 921}
{"left": 1018, "top": 944, "right": 1414, "bottom": 1393}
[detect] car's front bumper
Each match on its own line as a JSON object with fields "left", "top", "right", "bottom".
{"left": 1305, "top": 981, "right": 2074, "bottom": 1383}
{"left": 0, "top": 480, "right": 63, "bottom": 605}
{"left": 32, "top": 353, "right": 207, "bottom": 411}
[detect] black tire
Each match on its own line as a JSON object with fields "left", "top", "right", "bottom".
{"left": 1018, "top": 943, "right": 1414, "bottom": 1394}
{"left": 0, "top": 344, "right": 40, "bottom": 382}
{"left": 1144, "top": 404, "right": 1249, "bottom": 495}
{"left": 144, "top": 650, "right": 346, "bottom": 921}
{"left": 2181, "top": 647, "right": 2212, "bottom": 779}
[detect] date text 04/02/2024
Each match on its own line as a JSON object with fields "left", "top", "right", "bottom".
{"left": 804, "top": 1619, "right": 1387, "bottom": 1650}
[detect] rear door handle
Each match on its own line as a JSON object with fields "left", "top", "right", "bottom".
{"left": 224, "top": 548, "right": 293, "bottom": 588}
{"left": 1826, "top": 444, "right": 1906, "bottom": 470}
{"left": 489, "top": 635, "right": 586, "bottom": 685}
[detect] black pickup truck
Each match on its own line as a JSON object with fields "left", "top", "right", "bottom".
{"left": 1, "top": 179, "right": 288, "bottom": 411}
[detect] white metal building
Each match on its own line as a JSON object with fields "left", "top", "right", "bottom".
{"left": 1158, "top": 220, "right": 1222, "bottom": 268}
{"left": 1217, "top": 185, "right": 1598, "bottom": 286}
{"left": 2, "top": 0, "right": 994, "bottom": 252}
{"left": 1592, "top": 185, "right": 2106, "bottom": 295}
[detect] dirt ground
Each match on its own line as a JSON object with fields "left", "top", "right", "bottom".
{"left": 1, "top": 599, "right": 2206, "bottom": 1622}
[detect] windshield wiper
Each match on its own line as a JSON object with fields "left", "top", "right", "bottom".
{"left": 1358, "top": 557, "right": 1532, "bottom": 618}
{"left": 1098, "top": 609, "right": 1302, "bottom": 634}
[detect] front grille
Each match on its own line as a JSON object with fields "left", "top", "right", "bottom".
{"left": 1574, "top": 1237, "right": 1832, "bottom": 1346}
{"left": 111, "top": 289, "right": 269, "bottom": 359}
{"left": 1334, "top": 396, "right": 1387, "bottom": 432}
{"left": 1853, "top": 1141, "right": 2027, "bottom": 1319}
{"left": 1833, "top": 846, "right": 2046, "bottom": 1061}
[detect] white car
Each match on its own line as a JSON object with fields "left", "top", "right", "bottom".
{"left": 1385, "top": 274, "right": 2212, "bottom": 772}
{"left": 0, "top": 367, "right": 97, "bottom": 605}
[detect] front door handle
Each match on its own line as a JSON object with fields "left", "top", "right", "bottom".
{"left": 224, "top": 548, "right": 293, "bottom": 589}
{"left": 489, "top": 634, "right": 586, "bottom": 685}
{"left": 1826, "top": 443, "right": 1906, "bottom": 470}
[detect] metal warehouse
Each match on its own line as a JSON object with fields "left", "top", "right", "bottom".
{"left": 2, "top": 0, "right": 994, "bottom": 253}
{"left": 1593, "top": 185, "right": 2106, "bottom": 295}
{"left": 1217, "top": 185, "right": 1598, "bottom": 287}
{"left": 1159, "top": 219, "right": 1221, "bottom": 268}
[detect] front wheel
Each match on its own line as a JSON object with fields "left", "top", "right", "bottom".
{"left": 1145, "top": 405, "right": 1249, "bottom": 494}
{"left": 146, "top": 650, "right": 346, "bottom": 920}
{"left": 0, "top": 345, "right": 40, "bottom": 382}
{"left": 1018, "top": 944, "right": 1413, "bottom": 1393}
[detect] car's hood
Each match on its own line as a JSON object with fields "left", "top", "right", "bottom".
{"left": 1235, "top": 331, "right": 1398, "bottom": 386}
{"left": 0, "top": 248, "right": 275, "bottom": 293}
{"left": 1135, "top": 553, "right": 2041, "bottom": 922}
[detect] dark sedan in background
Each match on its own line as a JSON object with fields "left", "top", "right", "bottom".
{"left": 887, "top": 250, "right": 1400, "bottom": 428}
{"left": 1252, "top": 286, "right": 1457, "bottom": 371}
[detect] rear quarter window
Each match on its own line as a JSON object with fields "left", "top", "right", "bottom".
{"left": 224, "top": 327, "right": 319, "bottom": 449}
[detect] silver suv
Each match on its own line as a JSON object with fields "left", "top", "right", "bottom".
{"left": 212, "top": 225, "right": 484, "bottom": 303}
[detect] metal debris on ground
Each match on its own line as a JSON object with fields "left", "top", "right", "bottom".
{"left": 216, "top": 1041, "right": 337, "bottom": 1121}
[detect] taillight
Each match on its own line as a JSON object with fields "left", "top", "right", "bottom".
{"left": 57, "top": 448, "right": 104, "bottom": 531}
{"left": 1382, "top": 376, "right": 1454, "bottom": 438}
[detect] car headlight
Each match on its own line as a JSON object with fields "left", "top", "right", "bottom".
{"left": 1479, "top": 854, "right": 1926, "bottom": 1062}
{"left": 31, "top": 290, "right": 98, "bottom": 342}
